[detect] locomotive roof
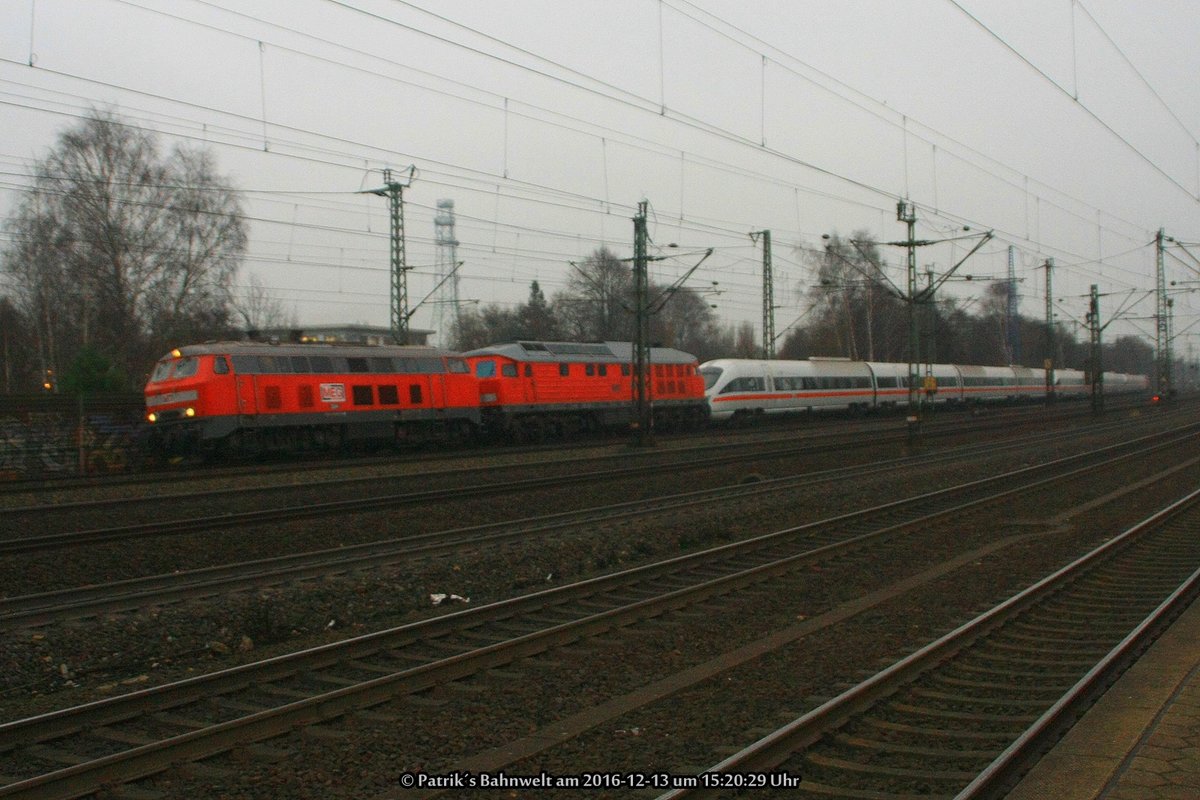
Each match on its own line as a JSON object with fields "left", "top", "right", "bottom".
{"left": 464, "top": 340, "right": 697, "bottom": 364}
{"left": 165, "top": 341, "right": 455, "bottom": 360}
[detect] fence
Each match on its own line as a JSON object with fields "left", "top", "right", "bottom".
{"left": 0, "top": 394, "right": 145, "bottom": 479}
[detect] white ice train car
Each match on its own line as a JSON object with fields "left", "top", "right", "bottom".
{"left": 700, "top": 358, "right": 1147, "bottom": 422}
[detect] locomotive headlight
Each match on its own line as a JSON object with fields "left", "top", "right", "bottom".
{"left": 147, "top": 412, "right": 158, "bottom": 423}
{"left": 184, "top": 407, "right": 196, "bottom": 417}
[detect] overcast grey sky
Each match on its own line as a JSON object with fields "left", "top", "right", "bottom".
{"left": 3, "top": 0, "right": 1199, "bottom": 353}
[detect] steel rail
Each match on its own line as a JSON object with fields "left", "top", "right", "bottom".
{"left": 0, "top": 411, "right": 1153, "bottom": 554}
{"left": 0, "top": 432, "right": 1193, "bottom": 799}
{"left": 655, "top": 488, "right": 1200, "bottom": 799}
{"left": 0, "top": 422, "right": 1139, "bottom": 628}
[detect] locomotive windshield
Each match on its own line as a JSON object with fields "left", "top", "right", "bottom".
{"left": 699, "top": 367, "right": 722, "bottom": 390}
{"left": 149, "top": 356, "right": 199, "bottom": 382}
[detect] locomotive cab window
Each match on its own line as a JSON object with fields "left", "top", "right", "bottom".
{"left": 475, "top": 360, "right": 496, "bottom": 378}
{"left": 172, "top": 357, "right": 199, "bottom": 379}
{"left": 446, "top": 358, "right": 469, "bottom": 374}
{"left": 559, "top": 363, "right": 570, "bottom": 376}
{"left": 501, "top": 363, "right": 518, "bottom": 378}
{"left": 213, "top": 356, "right": 230, "bottom": 375}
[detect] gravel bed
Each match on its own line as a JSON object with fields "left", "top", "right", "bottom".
{"left": 0, "top": 408, "right": 1192, "bottom": 796}
{"left": 134, "top": 427, "right": 1195, "bottom": 799}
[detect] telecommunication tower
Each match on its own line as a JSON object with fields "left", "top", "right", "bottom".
{"left": 434, "top": 199, "right": 461, "bottom": 346}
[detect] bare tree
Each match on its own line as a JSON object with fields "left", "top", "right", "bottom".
{"left": 553, "top": 246, "right": 634, "bottom": 341}
{"left": 1, "top": 108, "right": 246, "bottom": 388}
{"left": 232, "top": 274, "right": 296, "bottom": 332}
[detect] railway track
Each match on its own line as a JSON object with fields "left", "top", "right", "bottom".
{"left": 657, "top": 488, "right": 1200, "bottom": 799}
{"left": 0, "top": 427, "right": 1194, "bottom": 799}
{"left": 1, "top": 397, "right": 1137, "bottom": 499}
{"left": 0, "top": 420, "right": 1189, "bottom": 629}
{"left": 0, "top": 405, "right": 1173, "bottom": 552}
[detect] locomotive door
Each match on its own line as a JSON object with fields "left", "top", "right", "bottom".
{"left": 236, "top": 375, "right": 257, "bottom": 416}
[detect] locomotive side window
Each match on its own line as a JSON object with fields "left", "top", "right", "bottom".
{"left": 417, "top": 357, "right": 446, "bottom": 373}
{"left": 352, "top": 385, "right": 373, "bottom": 405}
{"left": 524, "top": 364, "right": 533, "bottom": 377}
{"left": 213, "top": 356, "right": 230, "bottom": 375}
{"left": 446, "top": 358, "right": 469, "bottom": 374}
{"left": 256, "top": 356, "right": 282, "bottom": 374}
{"left": 231, "top": 355, "right": 257, "bottom": 373}
{"left": 598, "top": 364, "right": 607, "bottom": 377}
{"left": 476, "top": 360, "right": 496, "bottom": 378}
{"left": 560, "top": 364, "right": 570, "bottom": 376}
{"left": 410, "top": 385, "right": 423, "bottom": 404}
{"left": 501, "top": 363, "right": 518, "bottom": 378}
{"left": 378, "top": 385, "right": 399, "bottom": 405}
{"left": 585, "top": 364, "right": 595, "bottom": 376}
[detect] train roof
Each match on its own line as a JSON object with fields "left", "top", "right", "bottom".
{"left": 464, "top": 340, "right": 698, "bottom": 364}
{"left": 163, "top": 341, "right": 455, "bottom": 360}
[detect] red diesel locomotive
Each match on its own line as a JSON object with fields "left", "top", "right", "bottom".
{"left": 464, "top": 340, "right": 709, "bottom": 438}
{"left": 143, "top": 339, "right": 709, "bottom": 456}
{"left": 143, "top": 341, "right": 479, "bottom": 456}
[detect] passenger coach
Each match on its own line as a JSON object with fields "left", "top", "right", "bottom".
{"left": 700, "top": 357, "right": 1148, "bottom": 421}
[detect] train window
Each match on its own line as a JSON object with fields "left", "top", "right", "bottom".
{"left": 290, "top": 356, "right": 310, "bottom": 373}
{"left": 298, "top": 385, "right": 315, "bottom": 408}
{"left": 369, "top": 357, "right": 392, "bottom": 373}
{"left": 212, "top": 356, "right": 230, "bottom": 375}
{"left": 309, "top": 355, "right": 333, "bottom": 373}
{"left": 347, "top": 357, "right": 370, "bottom": 373}
{"left": 410, "top": 384, "right": 423, "bottom": 404}
{"left": 560, "top": 363, "right": 570, "bottom": 377}
{"left": 378, "top": 385, "right": 399, "bottom": 405}
{"left": 150, "top": 361, "right": 172, "bottom": 382}
{"left": 524, "top": 364, "right": 532, "bottom": 377}
{"left": 598, "top": 364, "right": 607, "bottom": 377}
{"left": 352, "top": 385, "right": 373, "bottom": 405}
{"left": 876, "top": 377, "right": 896, "bottom": 388}
{"left": 585, "top": 364, "right": 595, "bottom": 376}
{"left": 476, "top": 360, "right": 496, "bottom": 378}
{"left": 417, "top": 357, "right": 446, "bottom": 373}
{"left": 265, "top": 385, "right": 282, "bottom": 409}
{"left": 501, "top": 363, "right": 518, "bottom": 377}
{"left": 171, "top": 357, "right": 199, "bottom": 378}
{"left": 621, "top": 364, "right": 631, "bottom": 376}
{"left": 254, "top": 356, "right": 278, "bottom": 374}
{"left": 446, "top": 358, "right": 469, "bottom": 374}
{"left": 231, "top": 355, "right": 256, "bottom": 373}
{"left": 721, "top": 377, "right": 765, "bottom": 393}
